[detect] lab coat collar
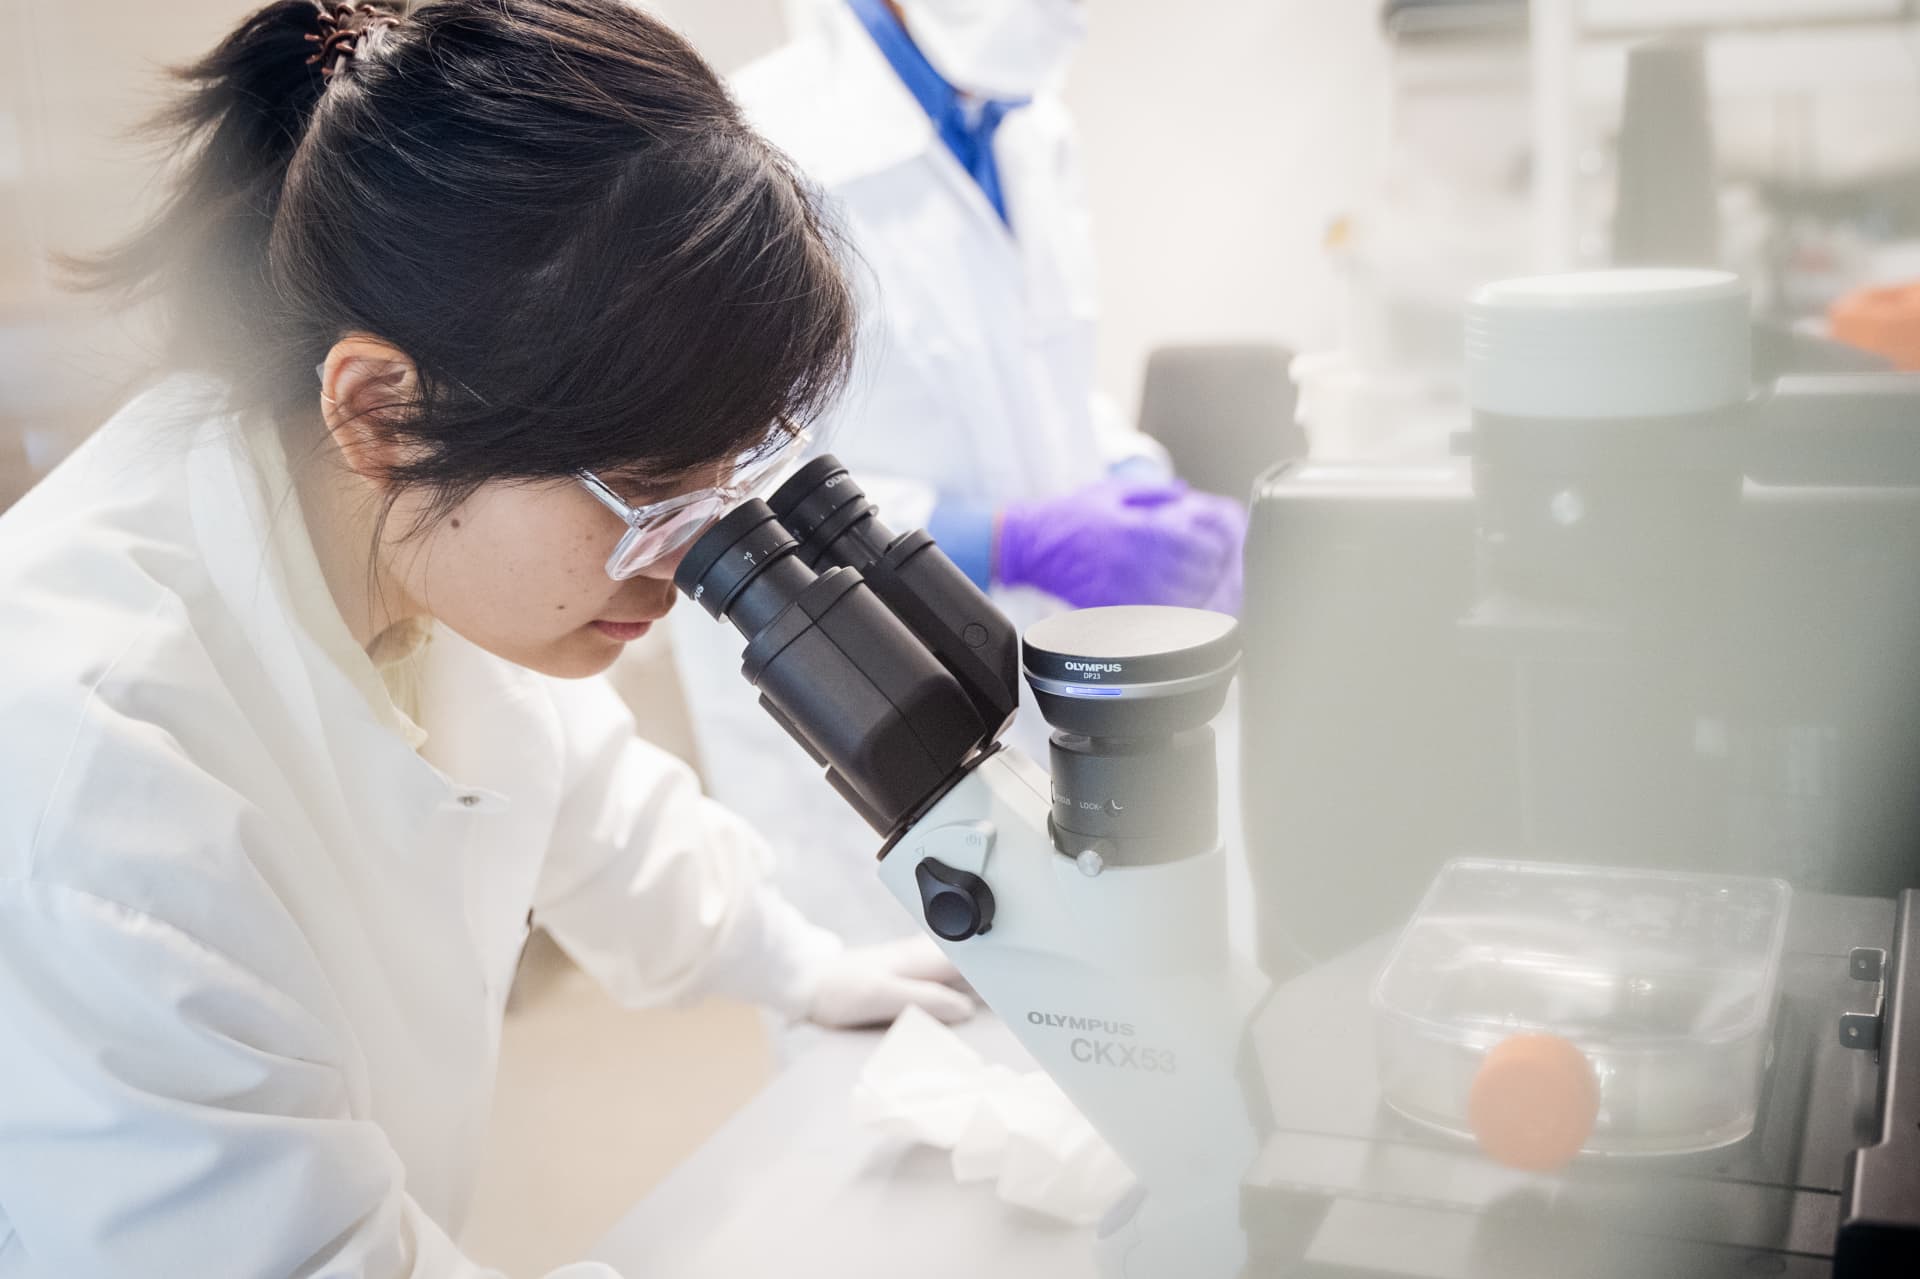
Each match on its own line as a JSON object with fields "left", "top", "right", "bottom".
{"left": 182, "top": 391, "right": 471, "bottom": 823}
{"left": 189, "top": 411, "right": 411, "bottom": 737}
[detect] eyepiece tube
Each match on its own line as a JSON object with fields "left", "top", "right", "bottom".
{"left": 768, "top": 455, "right": 1021, "bottom": 740}
{"left": 674, "top": 499, "right": 993, "bottom": 836}
{"left": 675, "top": 502, "right": 814, "bottom": 635}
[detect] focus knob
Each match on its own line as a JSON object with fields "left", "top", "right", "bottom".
{"left": 914, "top": 858, "right": 995, "bottom": 941}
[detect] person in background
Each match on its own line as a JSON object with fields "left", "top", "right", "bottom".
{"left": 0, "top": 4, "right": 973, "bottom": 1276}
{"left": 669, "top": 0, "right": 1247, "bottom": 943}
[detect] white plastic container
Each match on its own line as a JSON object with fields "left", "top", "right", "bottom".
{"left": 1464, "top": 268, "right": 1752, "bottom": 421}
{"left": 1372, "top": 858, "right": 1792, "bottom": 1159}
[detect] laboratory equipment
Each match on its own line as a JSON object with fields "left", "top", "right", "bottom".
{"left": 675, "top": 461, "right": 1267, "bottom": 1278}
{"left": 1240, "top": 267, "right": 1920, "bottom": 1273}
{"left": 1244, "top": 268, "right": 1920, "bottom": 960}
{"left": 672, "top": 267, "right": 1918, "bottom": 1276}
{"left": 1373, "top": 858, "right": 1792, "bottom": 1160}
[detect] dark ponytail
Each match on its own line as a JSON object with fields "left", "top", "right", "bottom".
{"left": 72, "top": 0, "right": 856, "bottom": 507}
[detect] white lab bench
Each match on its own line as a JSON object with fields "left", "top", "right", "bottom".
{"left": 587, "top": 890, "right": 1904, "bottom": 1277}
{"left": 587, "top": 1016, "right": 1100, "bottom": 1279}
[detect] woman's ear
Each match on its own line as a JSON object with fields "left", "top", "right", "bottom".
{"left": 318, "top": 335, "right": 422, "bottom": 488}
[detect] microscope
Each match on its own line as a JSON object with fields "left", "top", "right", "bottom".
{"left": 675, "top": 269, "right": 1918, "bottom": 1276}
{"left": 674, "top": 459, "right": 1267, "bottom": 1278}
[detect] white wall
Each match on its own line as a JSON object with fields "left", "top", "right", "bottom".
{"left": 1063, "top": 2, "right": 1390, "bottom": 420}
{"left": 647, "top": 0, "right": 787, "bottom": 71}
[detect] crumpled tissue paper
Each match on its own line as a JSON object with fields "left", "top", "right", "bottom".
{"left": 850, "top": 1005, "right": 1134, "bottom": 1225}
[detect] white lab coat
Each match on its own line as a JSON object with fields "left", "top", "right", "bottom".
{"left": 0, "top": 379, "right": 840, "bottom": 1278}
{"left": 668, "top": 3, "right": 1158, "bottom": 943}
{"left": 741, "top": 0, "right": 1134, "bottom": 519}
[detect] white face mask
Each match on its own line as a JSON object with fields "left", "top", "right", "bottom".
{"left": 893, "top": 0, "right": 1088, "bottom": 101}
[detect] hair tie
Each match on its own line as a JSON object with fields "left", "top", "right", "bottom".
{"left": 306, "top": 2, "right": 400, "bottom": 81}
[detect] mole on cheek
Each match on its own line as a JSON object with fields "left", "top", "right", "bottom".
{"left": 450, "top": 518, "right": 462, "bottom": 530}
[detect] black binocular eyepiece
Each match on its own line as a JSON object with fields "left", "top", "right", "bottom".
{"left": 673, "top": 460, "right": 1013, "bottom": 837}
{"left": 675, "top": 458, "right": 1240, "bottom": 855}
{"left": 675, "top": 502, "right": 808, "bottom": 634}
{"left": 768, "top": 457, "right": 1021, "bottom": 741}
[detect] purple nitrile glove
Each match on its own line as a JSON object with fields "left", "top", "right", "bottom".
{"left": 995, "top": 476, "right": 1248, "bottom": 611}
{"left": 1192, "top": 489, "right": 1247, "bottom": 616}
{"left": 1204, "top": 531, "right": 1245, "bottom": 616}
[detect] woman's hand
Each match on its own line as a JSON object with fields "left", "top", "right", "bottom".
{"left": 805, "top": 935, "right": 977, "bottom": 1028}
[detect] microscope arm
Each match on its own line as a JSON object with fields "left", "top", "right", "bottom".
{"left": 877, "top": 749, "right": 1269, "bottom": 1278}
{"left": 669, "top": 476, "right": 1265, "bottom": 1276}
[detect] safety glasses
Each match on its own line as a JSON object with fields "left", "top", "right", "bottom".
{"left": 313, "top": 362, "right": 809, "bottom": 581}
{"left": 577, "top": 432, "right": 810, "bottom": 580}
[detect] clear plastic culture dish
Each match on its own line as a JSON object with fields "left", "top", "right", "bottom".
{"left": 1372, "top": 858, "right": 1792, "bottom": 1162}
